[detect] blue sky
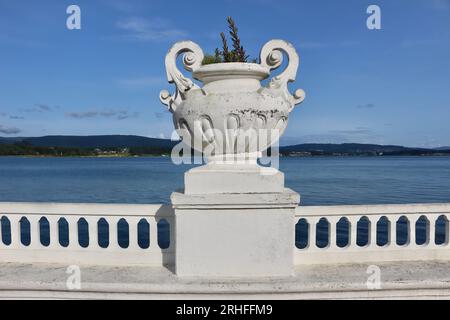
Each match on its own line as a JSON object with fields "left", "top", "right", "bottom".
{"left": 0, "top": 0, "right": 449, "bottom": 147}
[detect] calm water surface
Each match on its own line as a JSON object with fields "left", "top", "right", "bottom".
{"left": 1, "top": 156, "right": 449, "bottom": 247}
{"left": 0, "top": 156, "right": 449, "bottom": 205}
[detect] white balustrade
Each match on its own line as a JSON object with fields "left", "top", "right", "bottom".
{"left": 1, "top": 202, "right": 450, "bottom": 268}
{"left": 295, "top": 203, "right": 450, "bottom": 265}
{"left": 0, "top": 202, "right": 174, "bottom": 266}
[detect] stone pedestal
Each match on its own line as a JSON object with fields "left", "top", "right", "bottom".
{"left": 184, "top": 163, "right": 284, "bottom": 194}
{"left": 171, "top": 164, "right": 300, "bottom": 278}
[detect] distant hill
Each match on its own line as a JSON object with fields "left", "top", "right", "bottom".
{"left": 0, "top": 135, "right": 449, "bottom": 156}
{"left": 280, "top": 143, "right": 413, "bottom": 153}
{"left": 434, "top": 146, "right": 450, "bottom": 151}
{"left": 0, "top": 135, "right": 177, "bottom": 149}
{"left": 0, "top": 137, "right": 23, "bottom": 144}
{"left": 279, "top": 143, "right": 447, "bottom": 156}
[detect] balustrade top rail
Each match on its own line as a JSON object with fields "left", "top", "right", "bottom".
{"left": 0, "top": 202, "right": 174, "bottom": 217}
{"left": 2, "top": 202, "right": 448, "bottom": 217}
{"left": 295, "top": 203, "right": 450, "bottom": 217}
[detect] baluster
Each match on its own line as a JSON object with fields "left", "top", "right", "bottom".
{"left": 86, "top": 217, "right": 98, "bottom": 249}
{"left": 108, "top": 217, "right": 120, "bottom": 249}
{"left": 389, "top": 216, "right": 397, "bottom": 247}
{"left": 150, "top": 217, "right": 159, "bottom": 249}
{"left": 408, "top": 215, "right": 418, "bottom": 247}
{"left": 428, "top": 215, "right": 437, "bottom": 247}
{"left": 28, "top": 215, "right": 41, "bottom": 248}
{"left": 349, "top": 216, "right": 358, "bottom": 248}
{"left": 127, "top": 217, "right": 139, "bottom": 250}
{"left": 67, "top": 216, "right": 79, "bottom": 249}
{"left": 47, "top": 216, "right": 59, "bottom": 248}
{"left": 9, "top": 215, "right": 21, "bottom": 248}
{"left": 167, "top": 217, "right": 175, "bottom": 251}
{"left": 0, "top": 215, "right": 2, "bottom": 246}
{"left": 308, "top": 217, "right": 318, "bottom": 249}
{"left": 444, "top": 215, "right": 450, "bottom": 246}
{"left": 327, "top": 217, "right": 337, "bottom": 249}
{"left": 369, "top": 216, "right": 378, "bottom": 248}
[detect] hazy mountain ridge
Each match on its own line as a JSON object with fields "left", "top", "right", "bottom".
{"left": 434, "top": 146, "right": 450, "bottom": 151}
{"left": 279, "top": 143, "right": 450, "bottom": 156}
{"left": 279, "top": 143, "right": 416, "bottom": 153}
{"left": 0, "top": 135, "right": 449, "bottom": 156}
{"left": 0, "top": 135, "right": 176, "bottom": 148}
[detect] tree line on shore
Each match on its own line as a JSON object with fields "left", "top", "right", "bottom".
{"left": 1, "top": 139, "right": 449, "bottom": 157}
{"left": 0, "top": 142, "right": 172, "bottom": 157}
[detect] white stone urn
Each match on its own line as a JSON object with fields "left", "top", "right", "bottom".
{"left": 163, "top": 41, "right": 303, "bottom": 277}
{"left": 160, "top": 39, "right": 305, "bottom": 163}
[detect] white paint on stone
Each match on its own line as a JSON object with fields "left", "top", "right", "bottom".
{"left": 1, "top": 261, "right": 450, "bottom": 299}
{"left": 160, "top": 39, "right": 305, "bottom": 159}
{"left": 184, "top": 163, "right": 284, "bottom": 194}
{"left": 160, "top": 39, "right": 305, "bottom": 277}
{"left": 171, "top": 190, "right": 299, "bottom": 277}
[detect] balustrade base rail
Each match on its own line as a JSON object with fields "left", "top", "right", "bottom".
{"left": 1, "top": 260, "right": 450, "bottom": 299}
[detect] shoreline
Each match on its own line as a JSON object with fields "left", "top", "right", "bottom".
{"left": 1, "top": 154, "right": 450, "bottom": 159}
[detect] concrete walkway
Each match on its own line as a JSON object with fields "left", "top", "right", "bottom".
{"left": 1, "top": 261, "right": 450, "bottom": 299}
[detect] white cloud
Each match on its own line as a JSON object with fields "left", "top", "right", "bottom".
{"left": 116, "top": 17, "right": 186, "bottom": 42}
{"left": 66, "top": 109, "right": 139, "bottom": 120}
{"left": 357, "top": 103, "right": 376, "bottom": 109}
{"left": 116, "top": 76, "right": 165, "bottom": 89}
{"left": 431, "top": 0, "right": 450, "bottom": 10}
{"left": 0, "top": 124, "right": 21, "bottom": 134}
{"left": 297, "top": 40, "right": 359, "bottom": 50}
{"left": 282, "top": 127, "right": 383, "bottom": 145}
{"left": 20, "top": 103, "right": 58, "bottom": 113}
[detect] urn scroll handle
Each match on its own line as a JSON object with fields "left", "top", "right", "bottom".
{"left": 259, "top": 40, "right": 305, "bottom": 111}
{"left": 159, "top": 41, "right": 204, "bottom": 113}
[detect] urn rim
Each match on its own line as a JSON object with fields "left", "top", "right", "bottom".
{"left": 192, "top": 62, "right": 270, "bottom": 83}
